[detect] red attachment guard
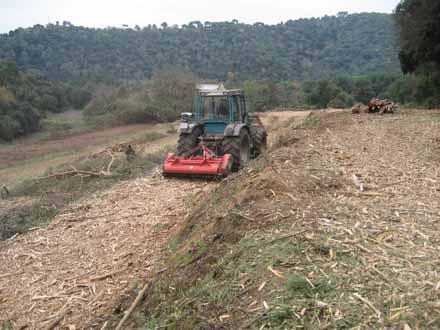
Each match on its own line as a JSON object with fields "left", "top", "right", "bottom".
{"left": 163, "top": 145, "right": 232, "bottom": 177}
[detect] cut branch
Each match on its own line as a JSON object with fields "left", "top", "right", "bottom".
{"left": 41, "top": 308, "right": 71, "bottom": 330}
{"left": 102, "top": 151, "right": 115, "bottom": 176}
{"left": 114, "top": 283, "right": 150, "bottom": 330}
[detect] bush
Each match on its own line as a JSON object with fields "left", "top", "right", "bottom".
{"left": 0, "top": 115, "right": 20, "bottom": 141}
{"left": 328, "top": 92, "right": 354, "bottom": 108}
{"left": 68, "top": 88, "right": 92, "bottom": 109}
{"left": 387, "top": 73, "right": 440, "bottom": 107}
{"left": 241, "top": 81, "right": 281, "bottom": 112}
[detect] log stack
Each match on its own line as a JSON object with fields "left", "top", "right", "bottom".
{"left": 368, "top": 98, "right": 398, "bottom": 114}
{"left": 352, "top": 98, "right": 398, "bottom": 114}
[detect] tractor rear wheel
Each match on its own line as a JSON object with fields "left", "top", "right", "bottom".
{"left": 177, "top": 127, "right": 202, "bottom": 156}
{"left": 222, "top": 130, "right": 251, "bottom": 171}
{"left": 251, "top": 127, "right": 267, "bottom": 156}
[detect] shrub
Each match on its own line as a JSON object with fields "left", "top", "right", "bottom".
{"left": 328, "top": 92, "right": 354, "bottom": 108}
{"left": 0, "top": 115, "right": 20, "bottom": 141}
{"left": 68, "top": 88, "right": 92, "bottom": 109}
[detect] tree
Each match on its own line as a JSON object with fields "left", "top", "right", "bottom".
{"left": 395, "top": 0, "right": 440, "bottom": 73}
{"left": 0, "top": 61, "right": 90, "bottom": 140}
{"left": 0, "top": 61, "right": 18, "bottom": 86}
{"left": 395, "top": 0, "right": 440, "bottom": 105}
{"left": 352, "top": 79, "right": 375, "bottom": 104}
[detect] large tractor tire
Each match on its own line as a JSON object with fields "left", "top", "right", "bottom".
{"left": 251, "top": 127, "right": 267, "bottom": 156}
{"left": 177, "top": 127, "right": 202, "bottom": 156}
{"left": 222, "top": 130, "right": 251, "bottom": 171}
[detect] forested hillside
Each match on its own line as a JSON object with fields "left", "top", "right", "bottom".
{"left": 0, "top": 13, "right": 399, "bottom": 81}
{"left": 0, "top": 60, "right": 91, "bottom": 141}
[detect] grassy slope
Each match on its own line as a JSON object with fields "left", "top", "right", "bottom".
{"left": 115, "top": 111, "right": 440, "bottom": 330}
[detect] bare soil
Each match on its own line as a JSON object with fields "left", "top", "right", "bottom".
{"left": 0, "top": 124, "right": 152, "bottom": 167}
{"left": 0, "top": 122, "right": 178, "bottom": 187}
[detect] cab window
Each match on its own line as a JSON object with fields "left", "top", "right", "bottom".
{"left": 200, "top": 96, "right": 229, "bottom": 120}
{"left": 232, "top": 96, "right": 241, "bottom": 122}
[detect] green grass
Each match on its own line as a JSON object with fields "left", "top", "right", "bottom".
{"left": 139, "top": 227, "right": 364, "bottom": 329}
{"left": 35, "top": 113, "right": 94, "bottom": 140}
{"left": 143, "top": 131, "right": 167, "bottom": 142}
{"left": 0, "top": 203, "right": 58, "bottom": 240}
{"left": 430, "top": 113, "right": 440, "bottom": 121}
{"left": 286, "top": 275, "right": 335, "bottom": 298}
{"left": 0, "top": 322, "right": 12, "bottom": 330}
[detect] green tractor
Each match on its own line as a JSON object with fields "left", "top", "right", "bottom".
{"left": 163, "top": 84, "right": 267, "bottom": 178}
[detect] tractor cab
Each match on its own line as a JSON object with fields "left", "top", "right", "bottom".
{"left": 194, "top": 84, "right": 247, "bottom": 136}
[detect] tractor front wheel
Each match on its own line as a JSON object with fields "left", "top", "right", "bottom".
{"left": 222, "top": 130, "right": 251, "bottom": 171}
{"left": 177, "top": 127, "right": 202, "bottom": 156}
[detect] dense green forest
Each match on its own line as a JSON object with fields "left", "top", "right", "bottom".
{"left": 0, "top": 60, "right": 91, "bottom": 141}
{"left": 0, "top": 13, "right": 399, "bottom": 82}
{"left": 395, "top": 0, "right": 440, "bottom": 105}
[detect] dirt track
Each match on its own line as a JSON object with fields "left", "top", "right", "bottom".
{"left": 0, "top": 125, "right": 151, "bottom": 167}
{"left": 0, "top": 111, "right": 311, "bottom": 329}
{"left": 0, "top": 122, "right": 177, "bottom": 188}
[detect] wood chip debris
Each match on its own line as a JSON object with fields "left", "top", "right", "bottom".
{"left": 0, "top": 176, "right": 216, "bottom": 329}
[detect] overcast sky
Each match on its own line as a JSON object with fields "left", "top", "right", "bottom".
{"left": 0, "top": 0, "right": 400, "bottom": 33}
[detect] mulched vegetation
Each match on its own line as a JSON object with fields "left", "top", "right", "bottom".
{"left": 135, "top": 110, "right": 440, "bottom": 330}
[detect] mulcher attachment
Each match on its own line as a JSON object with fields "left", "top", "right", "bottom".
{"left": 163, "top": 145, "right": 233, "bottom": 178}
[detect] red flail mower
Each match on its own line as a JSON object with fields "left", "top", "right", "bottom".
{"left": 163, "top": 145, "right": 233, "bottom": 178}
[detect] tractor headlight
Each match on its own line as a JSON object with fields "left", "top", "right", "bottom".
{"left": 181, "top": 112, "right": 194, "bottom": 123}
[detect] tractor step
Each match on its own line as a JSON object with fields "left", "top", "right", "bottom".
{"left": 162, "top": 146, "right": 233, "bottom": 178}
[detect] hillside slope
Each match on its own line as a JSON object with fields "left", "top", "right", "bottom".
{"left": 0, "top": 111, "right": 308, "bottom": 329}
{"left": 1, "top": 110, "right": 439, "bottom": 330}
{"left": 0, "top": 13, "right": 399, "bottom": 81}
{"left": 135, "top": 110, "right": 440, "bottom": 329}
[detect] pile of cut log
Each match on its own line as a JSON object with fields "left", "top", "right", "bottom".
{"left": 352, "top": 98, "right": 398, "bottom": 114}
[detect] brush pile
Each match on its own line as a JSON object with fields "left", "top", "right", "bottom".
{"left": 352, "top": 98, "right": 398, "bottom": 114}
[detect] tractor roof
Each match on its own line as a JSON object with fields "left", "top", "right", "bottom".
{"left": 196, "top": 83, "right": 243, "bottom": 97}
